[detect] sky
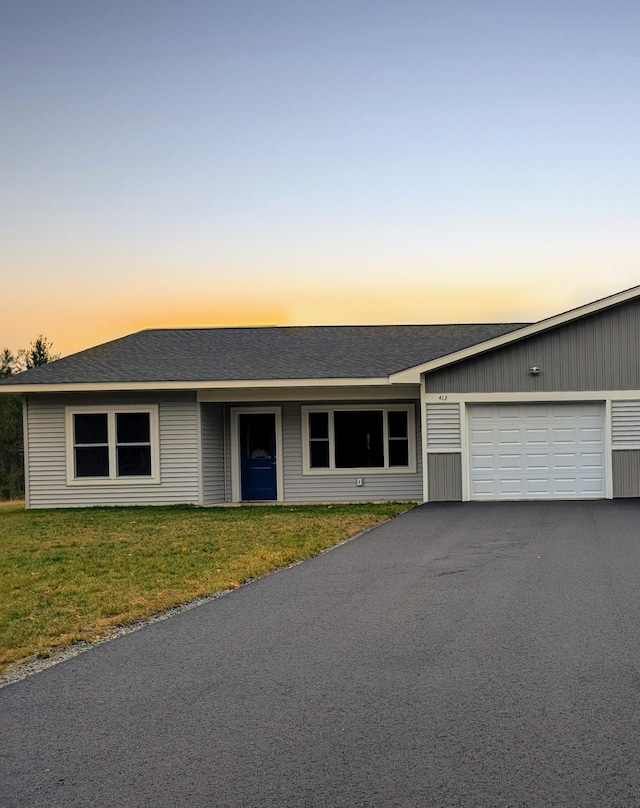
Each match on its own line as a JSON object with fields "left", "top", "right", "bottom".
{"left": 2, "top": 0, "right": 640, "bottom": 357}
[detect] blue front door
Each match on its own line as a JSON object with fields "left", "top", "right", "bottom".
{"left": 239, "top": 413, "right": 277, "bottom": 501}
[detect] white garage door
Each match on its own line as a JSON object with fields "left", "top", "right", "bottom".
{"left": 467, "top": 403, "right": 606, "bottom": 500}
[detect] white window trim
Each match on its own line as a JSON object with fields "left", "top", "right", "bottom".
{"left": 230, "top": 406, "right": 284, "bottom": 503}
{"left": 301, "top": 404, "right": 416, "bottom": 475}
{"left": 65, "top": 405, "right": 160, "bottom": 486}
{"left": 461, "top": 400, "right": 608, "bottom": 502}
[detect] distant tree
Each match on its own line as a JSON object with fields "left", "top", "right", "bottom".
{"left": 0, "top": 336, "right": 59, "bottom": 500}
{"left": 0, "top": 394, "right": 22, "bottom": 500}
{"left": 0, "top": 348, "right": 18, "bottom": 378}
{"left": 20, "top": 335, "right": 60, "bottom": 370}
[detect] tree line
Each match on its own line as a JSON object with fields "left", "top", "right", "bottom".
{"left": 0, "top": 336, "right": 59, "bottom": 500}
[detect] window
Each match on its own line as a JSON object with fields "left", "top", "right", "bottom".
{"left": 302, "top": 406, "right": 415, "bottom": 473}
{"left": 116, "top": 412, "right": 152, "bottom": 476}
{"left": 308, "top": 412, "right": 330, "bottom": 468}
{"left": 66, "top": 406, "right": 159, "bottom": 484}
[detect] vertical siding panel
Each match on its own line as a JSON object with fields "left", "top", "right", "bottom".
{"left": 612, "top": 450, "right": 640, "bottom": 498}
{"left": 427, "top": 454, "right": 462, "bottom": 501}
{"left": 426, "top": 298, "right": 640, "bottom": 393}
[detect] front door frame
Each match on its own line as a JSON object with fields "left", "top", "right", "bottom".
{"left": 230, "top": 406, "right": 284, "bottom": 503}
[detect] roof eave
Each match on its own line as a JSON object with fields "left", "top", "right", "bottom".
{"left": 389, "top": 284, "right": 640, "bottom": 383}
{"left": 0, "top": 376, "right": 400, "bottom": 395}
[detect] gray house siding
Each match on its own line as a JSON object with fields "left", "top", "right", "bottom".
{"left": 215, "top": 400, "right": 423, "bottom": 503}
{"left": 281, "top": 402, "right": 422, "bottom": 502}
{"left": 612, "top": 451, "right": 640, "bottom": 498}
{"left": 426, "top": 298, "right": 640, "bottom": 394}
{"left": 200, "top": 402, "right": 225, "bottom": 505}
{"left": 26, "top": 392, "right": 200, "bottom": 509}
{"left": 425, "top": 403, "right": 462, "bottom": 502}
{"left": 427, "top": 454, "right": 462, "bottom": 501}
{"left": 611, "top": 402, "right": 640, "bottom": 498}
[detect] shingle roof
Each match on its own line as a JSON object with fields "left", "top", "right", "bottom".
{"left": 0, "top": 323, "right": 528, "bottom": 386}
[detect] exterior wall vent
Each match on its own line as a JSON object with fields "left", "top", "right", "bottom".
{"left": 612, "top": 401, "right": 640, "bottom": 446}
{"left": 426, "top": 403, "right": 461, "bottom": 449}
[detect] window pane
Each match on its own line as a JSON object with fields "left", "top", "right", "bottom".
{"left": 310, "top": 441, "right": 330, "bottom": 468}
{"left": 309, "top": 412, "right": 329, "bottom": 439}
{"left": 334, "top": 411, "right": 384, "bottom": 468}
{"left": 75, "top": 414, "right": 108, "bottom": 444}
{"left": 388, "top": 440, "right": 409, "bottom": 467}
{"left": 242, "top": 415, "right": 274, "bottom": 460}
{"left": 117, "top": 446, "right": 152, "bottom": 476}
{"left": 75, "top": 446, "right": 109, "bottom": 477}
{"left": 117, "top": 412, "right": 150, "bottom": 444}
{"left": 388, "top": 411, "right": 408, "bottom": 438}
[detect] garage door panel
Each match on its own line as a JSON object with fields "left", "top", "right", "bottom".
{"left": 470, "top": 454, "right": 494, "bottom": 470}
{"left": 494, "top": 405, "right": 521, "bottom": 419}
{"left": 499, "top": 479, "right": 523, "bottom": 496}
{"left": 499, "top": 454, "right": 522, "bottom": 470}
{"left": 470, "top": 479, "right": 496, "bottom": 496}
{"left": 554, "top": 453, "right": 578, "bottom": 469}
{"left": 554, "top": 478, "right": 580, "bottom": 494}
{"left": 525, "top": 428, "right": 550, "bottom": 445}
{"left": 526, "top": 453, "right": 551, "bottom": 470}
{"left": 498, "top": 429, "right": 522, "bottom": 445}
{"left": 582, "top": 478, "right": 605, "bottom": 494}
{"left": 552, "top": 428, "right": 577, "bottom": 443}
{"left": 527, "top": 479, "right": 552, "bottom": 495}
{"left": 582, "top": 452, "right": 604, "bottom": 467}
{"left": 467, "top": 403, "right": 605, "bottom": 501}
{"left": 470, "top": 429, "right": 494, "bottom": 445}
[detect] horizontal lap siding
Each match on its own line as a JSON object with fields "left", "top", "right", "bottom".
{"left": 282, "top": 402, "right": 423, "bottom": 502}
{"left": 201, "top": 403, "right": 225, "bottom": 505}
{"left": 27, "top": 393, "right": 200, "bottom": 508}
{"left": 427, "top": 298, "right": 640, "bottom": 393}
{"left": 223, "top": 406, "right": 232, "bottom": 502}
{"left": 25, "top": 399, "right": 66, "bottom": 509}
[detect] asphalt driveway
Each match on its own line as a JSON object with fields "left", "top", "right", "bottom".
{"left": 3, "top": 500, "right": 640, "bottom": 807}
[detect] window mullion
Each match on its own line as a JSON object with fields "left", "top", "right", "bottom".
{"left": 108, "top": 411, "right": 117, "bottom": 479}
{"left": 328, "top": 411, "right": 336, "bottom": 470}
{"left": 383, "top": 411, "right": 390, "bottom": 468}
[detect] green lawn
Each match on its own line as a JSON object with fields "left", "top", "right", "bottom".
{"left": 0, "top": 501, "right": 412, "bottom": 673}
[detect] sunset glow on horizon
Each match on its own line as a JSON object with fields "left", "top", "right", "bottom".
{"left": 3, "top": 275, "right": 637, "bottom": 358}
{"left": 2, "top": 1, "right": 639, "bottom": 358}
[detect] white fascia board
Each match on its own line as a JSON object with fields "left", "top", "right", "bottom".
{"left": 198, "top": 384, "right": 418, "bottom": 403}
{"left": 424, "top": 390, "right": 640, "bottom": 403}
{"left": 389, "top": 284, "right": 640, "bottom": 383}
{"left": 0, "top": 376, "right": 392, "bottom": 395}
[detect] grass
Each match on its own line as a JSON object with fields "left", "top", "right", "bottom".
{"left": 0, "top": 501, "right": 412, "bottom": 673}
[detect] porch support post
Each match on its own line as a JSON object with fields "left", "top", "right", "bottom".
{"left": 420, "top": 375, "right": 428, "bottom": 503}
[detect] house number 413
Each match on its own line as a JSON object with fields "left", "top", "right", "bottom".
{"left": 438, "top": 395, "right": 448, "bottom": 401}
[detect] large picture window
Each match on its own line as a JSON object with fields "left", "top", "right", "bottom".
{"left": 66, "top": 406, "right": 159, "bottom": 484}
{"left": 302, "top": 406, "right": 415, "bottom": 473}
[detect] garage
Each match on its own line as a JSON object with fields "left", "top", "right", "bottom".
{"left": 467, "top": 403, "right": 606, "bottom": 500}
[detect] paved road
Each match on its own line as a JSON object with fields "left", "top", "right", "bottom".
{"left": 3, "top": 501, "right": 640, "bottom": 807}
